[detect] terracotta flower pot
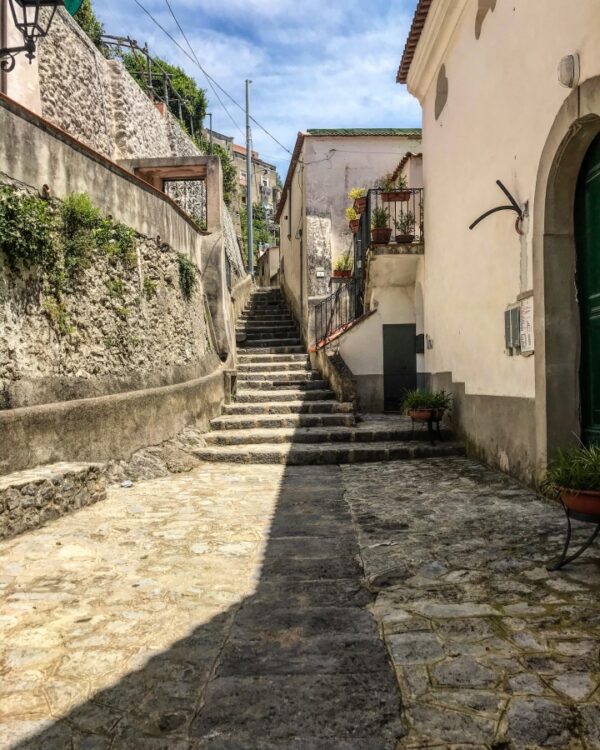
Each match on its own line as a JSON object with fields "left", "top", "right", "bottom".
{"left": 371, "top": 227, "right": 392, "bottom": 244}
{"left": 560, "top": 488, "right": 600, "bottom": 515}
{"left": 395, "top": 234, "right": 415, "bottom": 244}
{"left": 381, "top": 190, "right": 411, "bottom": 203}
{"left": 408, "top": 408, "right": 445, "bottom": 422}
{"left": 353, "top": 197, "right": 367, "bottom": 214}
{"left": 332, "top": 269, "right": 352, "bottom": 278}
{"left": 349, "top": 219, "right": 360, "bottom": 234}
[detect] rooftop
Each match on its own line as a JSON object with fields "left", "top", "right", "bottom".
{"left": 306, "top": 128, "right": 422, "bottom": 137}
{"left": 397, "top": 0, "right": 433, "bottom": 83}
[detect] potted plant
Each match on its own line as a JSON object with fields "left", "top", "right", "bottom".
{"left": 371, "top": 206, "right": 392, "bottom": 244}
{"left": 402, "top": 389, "right": 452, "bottom": 422}
{"left": 377, "top": 173, "right": 411, "bottom": 203}
{"left": 333, "top": 252, "right": 353, "bottom": 278}
{"left": 543, "top": 445, "right": 600, "bottom": 515}
{"left": 348, "top": 187, "right": 367, "bottom": 214}
{"left": 395, "top": 211, "right": 416, "bottom": 243}
{"left": 345, "top": 206, "right": 360, "bottom": 234}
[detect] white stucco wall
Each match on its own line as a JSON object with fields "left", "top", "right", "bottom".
{"left": 409, "top": 0, "right": 600, "bottom": 399}
{"left": 339, "top": 286, "right": 416, "bottom": 376}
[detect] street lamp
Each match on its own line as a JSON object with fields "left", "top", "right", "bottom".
{"left": 1, "top": 0, "right": 65, "bottom": 72}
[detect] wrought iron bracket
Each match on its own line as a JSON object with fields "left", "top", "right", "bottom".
{"left": 469, "top": 180, "right": 526, "bottom": 232}
{"left": 0, "top": 39, "right": 35, "bottom": 72}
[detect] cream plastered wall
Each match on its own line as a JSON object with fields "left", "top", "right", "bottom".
{"left": 303, "top": 135, "right": 422, "bottom": 269}
{"left": 339, "top": 286, "right": 416, "bottom": 376}
{"left": 279, "top": 149, "right": 305, "bottom": 326}
{"left": 408, "top": 0, "right": 600, "bottom": 398}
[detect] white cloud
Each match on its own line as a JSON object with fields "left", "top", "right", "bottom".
{"left": 95, "top": 0, "right": 421, "bottom": 175}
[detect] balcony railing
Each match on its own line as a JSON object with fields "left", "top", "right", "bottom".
{"left": 355, "top": 187, "right": 423, "bottom": 256}
{"left": 313, "top": 277, "right": 364, "bottom": 347}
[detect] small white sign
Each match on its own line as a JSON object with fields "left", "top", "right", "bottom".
{"left": 520, "top": 296, "right": 534, "bottom": 354}
{"left": 316, "top": 266, "right": 325, "bottom": 278}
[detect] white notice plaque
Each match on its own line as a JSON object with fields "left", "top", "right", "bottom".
{"left": 520, "top": 297, "right": 534, "bottom": 354}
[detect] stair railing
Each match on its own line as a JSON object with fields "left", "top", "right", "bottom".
{"left": 314, "top": 277, "right": 363, "bottom": 348}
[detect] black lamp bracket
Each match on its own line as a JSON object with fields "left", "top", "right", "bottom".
{"left": 1, "top": 39, "right": 35, "bottom": 72}
{"left": 469, "top": 180, "right": 526, "bottom": 232}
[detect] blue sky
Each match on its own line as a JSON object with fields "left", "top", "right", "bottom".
{"left": 95, "top": 0, "right": 421, "bottom": 177}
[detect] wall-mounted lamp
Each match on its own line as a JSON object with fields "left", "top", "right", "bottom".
{"left": 557, "top": 53, "right": 580, "bottom": 89}
{"left": 1, "top": 0, "right": 70, "bottom": 72}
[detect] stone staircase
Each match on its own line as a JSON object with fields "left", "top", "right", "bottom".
{"left": 196, "top": 288, "right": 465, "bottom": 464}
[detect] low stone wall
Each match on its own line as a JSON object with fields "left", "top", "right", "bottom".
{"left": 310, "top": 345, "right": 358, "bottom": 408}
{"left": 230, "top": 275, "right": 254, "bottom": 322}
{"left": 0, "top": 367, "right": 228, "bottom": 475}
{"left": 0, "top": 462, "right": 106, "bottom": 539}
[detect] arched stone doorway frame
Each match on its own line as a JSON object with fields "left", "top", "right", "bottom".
{"left": 533, "top": 76, "right": 600, "bottom": 475}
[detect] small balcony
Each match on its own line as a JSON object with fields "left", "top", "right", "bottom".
{"left": 353, "top": 187, "right": 424, "bottom": 307}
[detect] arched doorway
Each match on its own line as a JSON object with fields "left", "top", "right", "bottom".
{"left": 576, "top": 134, "right": 600, "bottom": 444}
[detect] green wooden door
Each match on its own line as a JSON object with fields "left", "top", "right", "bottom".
{"left": 576, "top": 134, "right": 600, "bottom": 444}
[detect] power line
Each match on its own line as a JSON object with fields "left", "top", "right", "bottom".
{"left": 131, "top": 0, "right": 296, "bottom": 159}
{"left": 163, "top": 0, "right": 245, "bottom": 139}
{"left": 131, "top": 0, "right": 244, "bottom": 137}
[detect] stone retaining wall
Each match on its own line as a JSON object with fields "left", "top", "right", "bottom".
{"left": 0, "top": 462, "right": 106, "bottom": 539}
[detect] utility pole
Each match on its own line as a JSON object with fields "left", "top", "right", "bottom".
{"left": 245, "top": 79, "right": 254, "bottom": 276}
{"left": 208, "top": 112, "right": 213, "bottom": 154}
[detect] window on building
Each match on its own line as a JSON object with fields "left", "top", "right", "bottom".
{"left": 261, "top": 175, "right": 269, "bottom": 187}
{"left": 240, "top": 170, "right": 247, "bottom": 185}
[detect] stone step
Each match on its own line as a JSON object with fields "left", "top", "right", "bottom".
{"left": 222, "top": 401, "right": 354, "bottom": 416}
{"left": 238, "top": 329, "right": 299, "bottom": 341}
{"left": 204, "top": 424, "right": 455, "bottom": 446}
{"left": 194, "top": 441, "right": 466, "bottom": 465}
{"left": 239, "top": 345, "right": 306, "bottom": 355}
{"left": 237, "top": 321, "right": 296, "bottom": 330}
{"left": 210, "top": 413, "right": 355, "bottom": 431}
{"left": 237, "top": 353, "right": 309, "bottom": 364}
{"left": 244, "top": 304, "right": 289, "bottom": 311}
{"left": 235, "top": 389, "right": 334, "bottom": 403}
{"left": 239, "top": 312, "right": 294, "bottom": 320}
{"left": 240, "top": 379, "right": 329, "bottom": 390}
{"left": 238, "top": 337, "right": 302, "bottom": 348}
{"left": 237, "top": 370, "right": 320, "bottom": 383}
{"left": 0, "top": 462, "right": 106, "bottom": 540}
{"left": 237, "top": 362, "right": 312, "bottom": 373}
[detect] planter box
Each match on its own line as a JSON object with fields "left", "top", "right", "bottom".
{"left": 332, "top": 269, "right": 352, "bottom": 278}
{"left": 395, "top": 234, "right": 415, "bottom": 244}
{"left": 381, "top": 190, "right": 411, "bottom": 203}
{"left": 353, "top": 197, "right": 367, "bottom": 214}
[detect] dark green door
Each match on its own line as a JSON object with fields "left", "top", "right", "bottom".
{"left": 576, "top": 134, "right": 600, "bottom": 444}
{"left": 383, "top": 324, "right": 417, "bottom": 411}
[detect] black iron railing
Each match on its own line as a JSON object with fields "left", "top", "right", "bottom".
{"left": 314, "top": 277, "right": 363, "bottom": 347}
{"left": 356, "top": 187, "right": 423, "bottom": 257}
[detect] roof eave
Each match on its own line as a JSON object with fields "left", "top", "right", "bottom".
{"left": 397, "top": 0, "right": 433, "bottom": 84}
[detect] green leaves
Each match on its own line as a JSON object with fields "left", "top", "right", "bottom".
{"left": 544, "top": 445, "right": 600, "bottom": 492}
{"left": 177, "top": 254, "right": 197, "bottom": 301}
{"left": 0, "top": 187, "right": 58, "bottom": 272}
{"left": 402, "top": 389, "right": 453, "bottom": 412}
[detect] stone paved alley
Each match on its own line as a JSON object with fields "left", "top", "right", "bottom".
{"left": 0, "top": 459, "right": 599, "bottom": 749}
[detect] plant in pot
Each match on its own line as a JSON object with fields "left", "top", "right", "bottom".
{"left": 333, "top": 252, "right": 353, "bottom": 278}
{"left": 395, "top": 211, "right": 416, "bottom": 243}
{"left": 371, "top": 206, "right": 392, "bottom": 244}
{"left": 377, "top": 172, "right": 411, "bottom": 203}
{"left": 543, "top": 445, "right": 600, "bottom": 515}
{"left": 402, "top": 389, "right": 452, "bottom": 422}
{"left": 345, "top": 206, "right": 360, "bottom": 234}
{"left": 348, "top": 187, "right": 367, "bottom": 214}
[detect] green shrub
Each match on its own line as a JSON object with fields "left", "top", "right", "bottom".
{"left": 402, "top": 389, "right": 453, "bottom": 412}
{"left": 543, "top": 445, "right": 600, "bottom": 493}
{"left": 334, "top": 253, "right": 352, "bottom": 272}
{"left": 371, "top": 206, "right": 389, "bottom": 229}
{"left": 0, "top": 187, "right": 58, "bottom": 271}
{"left": 177, "top": 254, "right": 197, "bottom": 301}
{"left": 61, "top": 193, "right": 100, "bottom": 275}
{"left": 95, "top": 219, "right": 137, "bottom": 267}
{"left": 143, "top": 277, "right": 157, "bottom": 300}
{"left": 105, "top": 278, "right": 126, "bottom": 298}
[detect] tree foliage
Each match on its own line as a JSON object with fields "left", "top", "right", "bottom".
{"left": 121, "top": 53, "right": 207, "bottom": 136}
{"left": 240, "top": 204, "right": 274, "bottom": 265}
{"left": 73, "top": 0, "right": 105, "bottom": 50}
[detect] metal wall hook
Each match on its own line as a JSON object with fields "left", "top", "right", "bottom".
{"left": 469, "top": 180, "right": 524, "bottom": 231}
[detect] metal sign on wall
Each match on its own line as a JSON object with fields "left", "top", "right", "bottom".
{"left": 519, "top": 296, "right": 534, "bottom": 354}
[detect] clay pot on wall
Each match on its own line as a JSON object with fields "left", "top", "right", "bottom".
{"left": 349, "top": 219, "right": 360, "bottom": 234}
{"left": 353, "top": 197, "right": 367, "bottom": 214}
{"left": 371, "top": 227, "right": 392, "bottom": 244}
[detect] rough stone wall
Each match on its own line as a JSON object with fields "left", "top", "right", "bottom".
{"left": 223, "top": 207, "right": 246, "bottom": 283}
{"left": 0, "top": 186, "right": 216, "bottom": 410}
{"left": 306, "top": 213, "right": 333, "bottom": 297}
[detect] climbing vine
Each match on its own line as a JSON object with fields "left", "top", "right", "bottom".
{"left": 177, "top": 253, "right": 197, "bottom": 301}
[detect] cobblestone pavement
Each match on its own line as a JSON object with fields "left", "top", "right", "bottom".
{"left": 341, "top": 458, "right": 600, "bottom": 749}
{"left": 0, "top": 464, "right": 401, "bottom": 749}
{"left": 1, "top": 458, "right": 599, "bottom": 749}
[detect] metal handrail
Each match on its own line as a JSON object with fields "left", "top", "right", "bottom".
{"left": 314, "top": 277, "right": 363, "bottom": 347}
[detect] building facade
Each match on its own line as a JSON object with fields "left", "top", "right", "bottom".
{"left": 396, "top": 0, "right": 600, "bottom": 483}
{"left": 231, "top": 144, "right": 281, "bottom": 216}
{"left": 276, "top": 129, "right": 422, "bottom": 340}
